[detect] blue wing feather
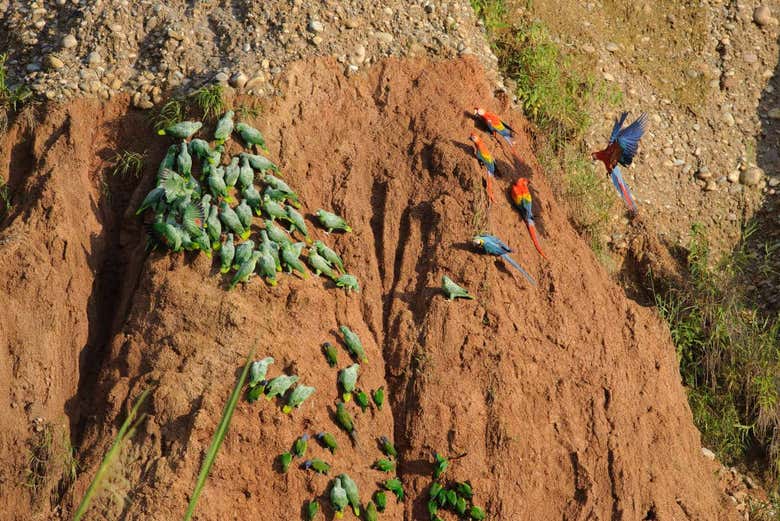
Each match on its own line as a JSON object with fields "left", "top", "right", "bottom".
{"left": 616, "top": 113, "right": 648, "bottom": 164}
{"left": 609, "top": 112, "right": 628, "bottom": 143}
{"left": 501, "top": 253, "right": 537, "bottom": 286}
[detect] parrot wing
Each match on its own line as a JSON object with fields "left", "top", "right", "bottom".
{"left": 615, "top": 113, "right": 648, "bottom": 165}
{"left": 609, "top": 112, "right": 629, "bottom": 143}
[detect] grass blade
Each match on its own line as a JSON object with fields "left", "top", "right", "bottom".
{"left": 183, "top": 347, "right": 256, "bottom": 521}
{"left": 73, "top": 387, "right": 152, "bottom": 521}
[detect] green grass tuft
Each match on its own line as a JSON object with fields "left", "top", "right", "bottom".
{"left": 189, "top": 84, "right": 226, "bottom": 122}
{"left": 183, "top": 347, "right": 255, "bottom": 521}
{"left": 0, "top": 178, "right": 12, "bottom": 221}
{"left": 0, "top": 53, "right": 32, "bottom": 113}
{"left": 153, "top": 98, "right": 184, "bottom": 132}
{"left": 111, "top": 150, "right": 146, "bottom": 179}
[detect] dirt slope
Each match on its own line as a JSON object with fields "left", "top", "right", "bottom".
{"left": 0, "top": 58, "right": 736, "bottom": 520}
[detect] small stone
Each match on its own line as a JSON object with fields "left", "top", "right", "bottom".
{"left": 696, "top": 168, "right": 712, "bottom": 180}
{"left": 753, "top": 5, "right": 772, "bottom": 26}
{"left": 743, "top": 52, "right": 758, "bottom": 64}
{"left": 603, "top": 72, "right": 615, "bottom": 82}
{"left": 307, "top": 20, "right": 324, "bottom": 33}
{"left": 605, "top": 42, "right": 618, "bottom": 52}
{"left": 739, "top": 168, "right": 763, "bottom": 186}
{"left": 701, "top": 447, "right": 716, "bottom": 460}
{"left": 704, "top": 181, "right": 718, "bottom": 192}
{"left": 244, "top": 74, "right": 266, "bottom": 91}
{"left": 87, "top": 51, "right": 102, "bottom": 67}
{"left": 62, "top": 34, "right": 77, "bottom": 49}
{"left": 424, "top": 3, "right": 435, "bottom": 14}
{"left": 214, "top": 72, "right": 228, "bottom": 83}
{"left": 722, "top": 112, "right": 735, "bottom": 126}
{"left": 44, "top": 90, "right": 56, "bottom": 100}
{"left": 45, "top": 54, "right": 64, "bottom": 70}
{"left": 768, "top": 176, "right": 780, "bottom": 187}
{"left": 345, "top": 18, "right": 359, "bottom": 29}
{"left": 727, "top": 171, "right": 740, "bottom": 183}
{"left": 375, "top": 32, "right": 394, "bottom": 44}
{"left": 352, "top": 45, "right": 366, "bottom": 64}
{"left": 25, "top": 62, "right": 41, "bottom": 72}
{"left": 110, "top": 78, "right": 122, "bottom": 90}
{"left": 768, "top": 108, "right": 780, "bottom": 119}
{"left": 229, "top": 71, "right": 248, "bottom": 89}
{"left": 347, "top": 64, "right": 359, "bottom": 74}
{"left": 261, "top": 59, "right": 270, "bottom": 70}
{"left": 312, "top": 35, "right": 323, "bottom": 46}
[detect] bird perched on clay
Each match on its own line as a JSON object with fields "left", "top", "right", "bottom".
{"left": 235, "top": 199, "right": 254, "bottom": 230}
{"left": 264, "top": 186, "right": 301, "bottom": 209}
{"left": 238, "top": 156, "right": 254, "bottom": 190}
{"left": 441, "top": 275, "right": 474, "bottom": 300}
{"left": 314, "top": 241, "right": 345, "bottom": 273}
{"left": 242, "top": 184, "right": 262, "bottom": 213}
{"left": 511, "top": 177, "right": 547, "bottom": 258}
{"left": 374, "top": 491, "right": 387, "bottom": 512}
{"left": 136, "top": 187, "right": 165, "bottom": 215}
{"left": 280, "top": 242, "right": 308, "bottom": 278}
{"left": 261, "top": 195, "right": 289, "bottom": 222}
{"left": 474, "top": 107, "right": 516, "bottom": 146}
{"left": 339, "top": 326, "right": 366, "bottom": 361}
{"left": 330, "top": 477, "right": 349, "bottom": 518}
{"left": 335, "top": 274, "right": 360, "bottom": 293}
{"left": 292, "top": 433, "right": 309, "bottom": 458}
{"left": 240, "top": 152, "right": 278, "bottom": 172}
{"left": 206, "top": 205, "right": 223, "bottom": 248}
{"left": 315, "top": 209, "right": 352, "bottom": 233}
{"left": 373, "top": 459, "right": 395, "bottom": 472}
{"left": 279, "top": 452, "right": 292, "bottom": 473}
{"left": 338, "top": 473, "right": 361, "bottom": 517}
{"left": 322, "top": 342, "right": 338, "bottom": 367}
{"left": 177, "top": 141, "right": 192, "bottom": 177}
{"left": 181, "top": 202, "right": 205, "bottom": 236}
{"left": 224, "top": 157, "right": 240, "bottom": 188}
{"left": 219, "top": 233, "right": 234, "bottom": 274}
{"left": 158, "top": 169, "right": 190, "bottom": 203}
{"left": 365, "top": 500, "right": 378, "bottom": 521}
{"left": 472, "top": 233, "right": 536, "bottom": 286}
{"left": 316, "top": 431, "right": 338, "bottom": 454}
{"left": 232, "top": 239, "right": 255, "bottom": 269}
{"left": 264, "top": 374, "right": 298, "bottom": 400}
{"left": 286, "top": 206, "right": 311, "bottom": 242}
{"left": 236, "top": 122, "right": 269, "bottom": 153}
{"left": 592, "top": 111, "right": 647, "bottom": 214}
{"left": 157, "top": 121, "right": 202, "bottom": 139}
{"left": 284, "top": 385, "right": 315, "bottom": 413}
{"left": 208, "top": 167, "right": 231, "bottom": 202}
{"left": 256, "top": 249, "right": 278, "bottom": 286}
{"left": 354, "top": 389, "right": 369, "bottom": 412}
{"left": 148, "top": 220, "right": 183, "bottom": 252}
{"left": 338, "top": 364, "right": 360, "bottom": 402}
{"left": 229, "top": 251, "right": 261, "bottom": 290}
{"left": 372, "top": 387, "right": 384, "bottom": 410}
{"left": 306, "top": 500, "right": 319, "bottom": 521}
{"left": 157, "top": 144, "right": 177, "bottom": 176}
{"left": 469, "top": 132, "right": 497, "bottom": 203}
{"left": 188, "top": 138, "right": 211, "bottom": 162}
{"left": 214, "top": 110, "right": 234, "bottom": 145}
{"left": 259, "top": 230, "right": 281, "bottom": 271}
{"left": 433, "top": 452, "right": 449, "bottom": 479}
{"left": 303, "top": 458, "right": 331, "bottom": 475}
{"left": 379, "top": 436, "right": 397, "bottom": 459}
{"left": 470, "top": 506, "right": 486, "bottom": 519}
{"left": 307, "top": 250, "right": 336, "bottom": 279}
{"left": 383, "top": 478, "right": 404, "bottom": 501}
{"left": 248, "top": 356, "right": 274, "bottom": 387}
{"left": 335, "top": 401, "right": 357, "bottom": 442}
{"left": 264, "top": 219, "right": 291, "bottom": 246}
{"left": 219, "top": 201, "right": 249, "bottom": 240}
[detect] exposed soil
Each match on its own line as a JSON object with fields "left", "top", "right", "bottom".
{"left": 0, "top": 58, "right": 738, "bottom": 520}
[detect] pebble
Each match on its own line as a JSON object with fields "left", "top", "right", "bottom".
{"left": 739, "top": 168, "right": 763, "bottom": 186}
{"left": 352, "top": 45, "right": 366, "bottom": 65}
{"left": 743, "top": 52, "right": 758, "bottom": 64}
{"left": 605, "top": 42, "right": 618, "bottom": 52}
{"left": 701, "top": 448, "right": 716, "bottom": 460}
{"left": 753, "top": 5, "right": 772, "bottom": 26}
{"left": 727, "top": 171, "right": 740, "bottom": 183}
{"left": 244, "top": 74, "right": 266, "bottom": 91}
{"left": 704, "top": 181, "right": 718, "bottom": 192}
{"left": 229, "top": 71, "right": 248, "bottom": 89}
{"left": 722, "top": 113, "right": 735, "bottom": 127}
{"left": 768, "top": 108, "right": 780, "bottom": 119}
{"left": 62, "top": 34, "right": 77, "bottom": 49}
{"left": 45, "top": 54, "right": 64, "bottom": 70}
{"left": 603, "top": 72, "right": 614, "bottom": 82}
{"left": 87, "top": 51, "right": 102, "bottom": 67}
{"left": 307, "top": 20, "right": 324, "bottom": 33}
{"left": 214, "top": 72, "right": 228, "bottom": 83}
{"left": 768, "top": 177, "right": 780, "bottom": 187}
{"left": 375, "top": 32, "right": 394, "bottom": 44}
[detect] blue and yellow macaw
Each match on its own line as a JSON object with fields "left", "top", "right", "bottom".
{"left": 472, "top": 233, "right": 536, "bottom": 286}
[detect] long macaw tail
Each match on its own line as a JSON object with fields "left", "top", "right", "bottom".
{"left": 525, "top": 220, "right": 547, "bottom": 259}
{"left": 485, "top": 173, "right": 496, "bottom": 203}
{"left": 610, "top": 167, "right": 638, "bottom": 214}
{"left": 500, "top": 253, "right": 537, "bottom": 286}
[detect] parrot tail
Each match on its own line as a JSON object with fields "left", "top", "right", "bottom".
{"left": 525, "top": 221, "right": 547, "bottom": 259}
{"left": 282, "top": 405, "right": 293, "bottom": 414}
{"left": 610, "top": 168, "right": 638, "bottom": 214}
{"left": 343, "top": 393, "right": 352, "bottom": 402}
{"left": 156, "top": 129, "right": 166, "bottom": 136}
{"left": 336, "top": 512, "right": 344, "bottom": 519}
{"left": 501, "top": 253, "right": 537, "bottom": 286}
{"left": 485, "top": 176, "right": 496, "bottom": 203}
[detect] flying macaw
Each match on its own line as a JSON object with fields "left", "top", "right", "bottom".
{"left": 510, "top": 177, "right": 547, "bottom": 259}
{"left": 468, "top": 132, "right": 496, "bottom": 203}
{"left": 592, "top": 112, "right": 647, "bottom": 214}
{"left": 472, "top": 233, "right": 536, "bottom": 286}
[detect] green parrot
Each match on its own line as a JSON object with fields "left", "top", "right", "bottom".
{"left": 335, "top": 401, "right": 356, "bottom": 442}
{"left": 208, "top": 167, "right": 231, "bottom": 202}
{"left": 219, "top": 233, "right": 235, "bottom": 273}
{"left": 232, "top": 239, "right": 255, "bottom": 269}
{"left": 207, "top": 146, "right": 222, "bottom": 167}
{"left": 354, "top": 389, "right": 369, "bottom": 412}
{"left": 338, "top": 473, "right": 361, "bottom": 517}
{"left": 256, "top": 250, "right": 278, "bottom": 286}
{"left": 383, "top": 478, "right": 404, "bottom": 502}
{"left": 428, "top": 499, "right": 440, "bottom": 519}
{"left": 330, "top": 477, "right": 348, "bottom": 518}
{"left": 236, "top": 122, "right": 269, "bottom": 152}
{"left": 158, "top": 169, "right": 189, "bottom": 202}
{"left": 264, "top": 219, "right": 291, "bottom": 246}
{"left": 136, "top": 186, "right": 165, "bottom": 215}
{"left": 188, "top": 138, "right": 212, "bottom": 161}
{"left": 315, "top": 209, "right": 352, "bottom": 233}
{"left": 379, "top": 436, "right": 397, "bottom": 459}
{"left": 248, "top": 356, "right": 274, "bottom": 387}
{"left": 181, "top": 202, "right": 205, "bottom": 236}
{"left": 286, "top": 206, "right": 310, "bottom": 242}
{"left": 200, "top": 193, "right": 211, "bottom": 211}
{"left": 335, "top": 274, "right": 360, "bottom": 293}
{"left": 315, "top": 432, "right": 338, "bottom": 454}
{"left": 237, "top": 156, "right": 254, "bottom": 190}
{"left": 149, "top": 220, "right": 183, "bottom": 251}
{"left": 214, "top": 110, "right": 234, "bottom": 145}
{"left": 219, "top": 201, "right": 249, "bottom": 240}
{"left": 224, "top": 157, "right": 240, "bottom": 188}
{"left": 265, "top": 374, "right": 298, "bottom": 400}
{"left": 338, "top": 364, "right": 360, "bottom": 402}
{"left": 365, "top": 500, "right": 378, "bottom": 521}
{"left": 281, "top": 242, "right": 308, "bottom": 278}
{"left": 291, "top": 241, "right": 306, "bottom": 258}
{"left": 456, "top": 496, "right": 468, "bottom": 516}
{"left": 157, "top": 144, "right": 177, "bottom": 176}
{"left": 456, "top": 481, "right": 473, "bottom": 500}
{"left": 240, "top": 152, "right": 278, "bottom": 172}
{"left": 445, "top": 489, "right": 457, "bottom": 508}
{"left": 306, "top": 500, "right": 319, "bottom": 521}
{"left": 262, "top": 195, "right": 289, "bottom": 222}
{"left": 206, "top": 205, "right": 223, "bottom": 248}
{"left": 322, "top": 342, "right": 338, "bottom": 367}
{"left": 429, "top": 482, "right": 443, "bottom": 500}
{"left": 229, "top": 251, "right": 261, "bottom": 290}
{"left": 264, "top": 186, "right": 301, "bottom": 209}
{"left": 157, "top": 120, "right": 202, "bottom": 139}
{"left": 279, "top": 452, "right": 292, "bottom": 473}
{"left": 283, "top": 385, "right": 315, "bottom": 413}
{"left": 242, "top": 184, "right": 262, "bottom": 213}
{"left": 263, "top": 173, "right": 293, "bottom": 193}
{"left": 260, "top": 230, "right": 281, "bottom": 271}
{"left": 441, "top": 275, "right": 474, "bottom": 300}
{"left": 373, "top": 459, "right": 395, "bottom": 473}
{"left": 303, "top": 458, "right": 331, "bottom": 475}
{"left": 372, "top": 387, "right": 384, "bottom": 410}
{"left": 433, "top": 452, "right": 449, "bottom": 479}
{"left": 374, "top": 491, "right": 387, "bottom": 512}
{"left": 307, "top": 250, "right": 336, "bottom": 279}
{"left": 193, "top": 228, "right": 212, "bottom": 257}
{"left": 235, "top": 199, "right": 254, "bottom": 230}
{"left": 470, "top": 506, "right": 486, "bottom": 520}
{"left": 314, "top": 240, "right": 345, "bottom": 273}
{"left": 177, "top": 141, "right": 192, "bottom": 177}
{"left": 339, "top": 326, "right": 367, "bottom": 361}
{"left": 293, "top": 433, "right": 309, "bottom": 458}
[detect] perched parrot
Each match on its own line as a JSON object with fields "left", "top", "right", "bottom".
{"left": 262, "top": 195, "right": 289, "bottom": 222}
{"left": 304, "top": 458, "right": 332, "bottom": 475}
{"left": 232, "top": 239, "right": 256, "bottom": 269}
{"left": 177, "top": 141, "right": 192, "bottom": 177}
{"left": 148, "top": 220, "right": 183, "bottom": 251}
{"left": 314, "top": 240, "right": 345, "bottom": 273}
{"left": 265, "top": 219, "right": 291, "bottom": 246}
{"left": 236, "top": 122, "right": 269, "bottom": 153}
{"left": 335, "top": 273, "right": 360, "bottom": 293}
{"left": 316, "top": 431, "right": 338, "bottom": 454}
{"left": 219, "top": 233, "right": 235, "bottom": 273}
{"left": 383, "top": 478, "right": 404, "bottom": 502}
{"left": 284, "top": 385, "right": 315, "bottom": 413}
{"left": 468, "top": 132, "right": 497, "bottom": 203}
{"left": 157, "top": 121, "right": 202, "bottom": 139}
{"left": 158, "top": 169, "right": 190, "bottom": 202}
{"left": 264, "top": 186, "right": 302, "bottom": 209}
{"left": 188, "top": 138, "right": 211, "bottom": 161}
{"left": 307, "top": 250, "right": 336, "bottom": 279}
{"left": 260, "top": 229, "right": 282, "bottom": 271}
{"left": 315, "top": 209, "right": 352, "bottom": 233}
{"left": 592, "top": 112, "right": 647, "bottom": 213}
{"left": 338, "top": 364, "right": 360, "bottom": 402}
{"left": 286, "top": 206, "right": 311, "bottom": 242}
{"left": 374, "top": 491, "right": 387, "bottom": 512}
{"left": 371, "top": 387, "right": 384, "bottom": 410}
{"left": 240, "top": 152, "right": 278, "bottom": 173}
{"left": 330, "top": 477, "right": 349, "bottom": 518}
{"left": 242, "top": 184, "right": 262, "bottom": 213}
{"left": 157, "top": 144, "right": 177, "bottom": 176}
{"left": 433, "top": 452, "right": 449, "bottom": 479}
{"left": 322, "top": 342, "right": 338, "bottom": 367}
{"left": 238, "top": 157, "right": 255, "bottom": 189}
{"left": 214, "top": 110, "right": 234, "bottom": 145}
{"left": 248, "top": 356, "right": 274, "bottom": 387}
{"left": 235, "top": 199, "right": 254, "bottom": 230}
{"left": 293, "top": 434, "right": 309, "bottom": 457}
{"left": 256, "top": 250, "right": 278, "bottom": 286}
{"left": 339, "top": 325, "right": 366, "bottom": 361}
{"left": 335, "top": 401, "right": 357, "bottom": 442}
{"left": 279, "top": 452, "right": 293, "bottom": 473}
{"left": 208, "top": 167, "right": 231, "bottom": 202}
{"left": 510, "top": 177, "right": 547, "bottom": 258}
{"left": 379, "top": 436, "right": 397, "bottom": 459}
{"left": 354, "top": 389, "right": 369, "bottom": 412}
{"left": 472, "top": 234, "right": 536, "bottom": 286}
{"left": 180, "top": 202, "right": 205, "bottom": 236}
{"left": 474, "top": 107, "right": 515, "bottom": 145}
{"left": 229, "top": 251, "right": 261, "bottom": 289}
{"left": 365, "top": 501, "right": 378, "bottom": 521}
{"left": 441, "top": 275, "right": 474, "bottom": 300}
{"left": 456, "top": 481, "right": 473, "bottom": 499}
{"left": 470, "top": 506, "right": 486, "bottom": 520}
{"left": 264, "top": 374, "right": 298, "bottom": 400}
{"left": 206, "top": 205, "right": 223, "bottom": 248}
{"left": 224, "top": 157, "right": 240, "bottom": 188}
{"left": 306, "top": 500, "right": 319, "bottom": 521}
{"left": 373, "top": 459, "right": 395, "bottom": 472}
{"left": 280, "top": 242, "right": 308, "bottom": 278}
{"left": 219, "top": 201, "right": 249, "bottom": 240}
{"left": 338, "top": 473, "right": 361, "bottom": 516}
{"left": 136, "top": 186, "right": 165, "bottom": 215}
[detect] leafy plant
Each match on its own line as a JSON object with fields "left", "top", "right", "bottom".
{"left": 152, "top": 98, "right": 184, "bottom": 131}
{"left": 111, "top": 150, "right": 146, "bottom": 179}
{"left": 183, "top": 347, "right": 255, "bottom": 521}
{"left": 0, "top": 53, "right": 32, "bottom": 113}
{"left": 189, "top": 84, "right": 226, "bottom": 121}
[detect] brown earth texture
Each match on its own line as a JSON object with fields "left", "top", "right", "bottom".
{"left": 0, "top": 57, "right": 739, "bottom": 520}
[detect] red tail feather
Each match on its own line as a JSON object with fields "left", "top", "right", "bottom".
{"left": 526, "top": 221, "right": 547, "bottom": 259}
{"left": 486, "top": 175, "right": 496, "bottom": 203}
{"left": 617, "top": 180, "right": 637, "bottom": 214}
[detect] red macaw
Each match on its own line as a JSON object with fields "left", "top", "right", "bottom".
{"left": 474, "top": 108, "right": 515, "bottom": 145}
{"left": 510, "top": 177, "right": 547, "bottom": 259}
{"left": 469, "top": 132, "right": 496, "bottom": 203}
{"left": 592, "top": 112, "right": 646, "bottom": 214}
